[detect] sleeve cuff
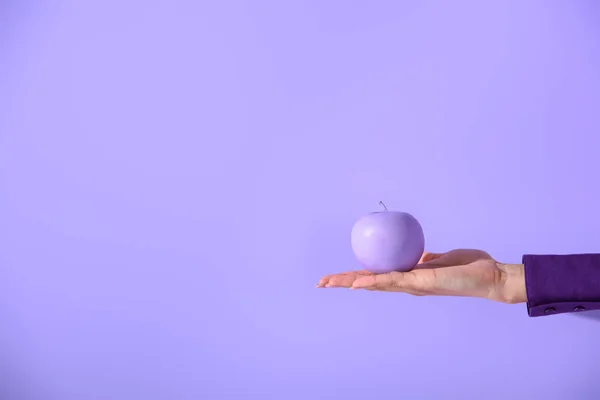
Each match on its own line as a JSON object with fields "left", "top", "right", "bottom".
{"left": 523, "top": 254, "right": 600, "bottom": 317}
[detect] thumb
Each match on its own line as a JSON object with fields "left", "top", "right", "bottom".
{"left": 420, "top": 251, "right": 444, "bottom": 263}
{"left": 413, "top": 252, "right": 451, "bottom": 270}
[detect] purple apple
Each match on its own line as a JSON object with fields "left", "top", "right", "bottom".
{"left": 351, "top": 202, "right": 425, "bottom": 274}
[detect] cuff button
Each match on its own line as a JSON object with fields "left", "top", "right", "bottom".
{"left": 544, "top": 307, "right": 556, "bottom": 314}
{"left": 573, "top": 306, "right": 586, "bottom": 312}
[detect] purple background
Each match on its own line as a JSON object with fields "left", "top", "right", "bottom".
{"left": 2, "top": 1, "right": 600, "bottom": 399}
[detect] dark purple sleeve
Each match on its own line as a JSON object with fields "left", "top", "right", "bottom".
{"left": 523, "top": 254, "right": 600, "bottom": 317}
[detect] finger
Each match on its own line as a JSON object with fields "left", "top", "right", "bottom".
{"left": 351, "top": 272, "right": 420, "bottom": 290}
{"left": 363, "top": 287, "right": 426, "bottom": 295}
{"left": 316, "top": 270, "right": 371, "bottom": 287}
{"left": 317, "top": 272, "right": 349, "bottom": 287}
{"left": 316, "top": 275, "right": 333, "bottom": 288}
{"left": 326, "top": 274, "right": 360, "bottom": 288}
{"left": 327, "top": 271, "right": 372, "bottom": 287}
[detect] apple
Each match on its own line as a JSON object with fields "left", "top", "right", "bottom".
{"left": 351, "top": 202, "right": 425, "bottom": 274}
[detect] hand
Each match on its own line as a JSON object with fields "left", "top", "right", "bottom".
{"left": 316, "top": 249, "right": 527, "bottom": 304}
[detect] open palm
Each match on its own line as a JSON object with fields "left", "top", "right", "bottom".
{"left": 317, "top": 249, "right": 526, "bottom": 304}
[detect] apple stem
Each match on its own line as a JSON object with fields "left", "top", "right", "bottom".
{"left": 378, "top": 201, "right": 388, "bottom": 211}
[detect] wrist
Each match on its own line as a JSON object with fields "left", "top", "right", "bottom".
{"left": 498, "top": 263, "right": 527, "bottom": 304}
